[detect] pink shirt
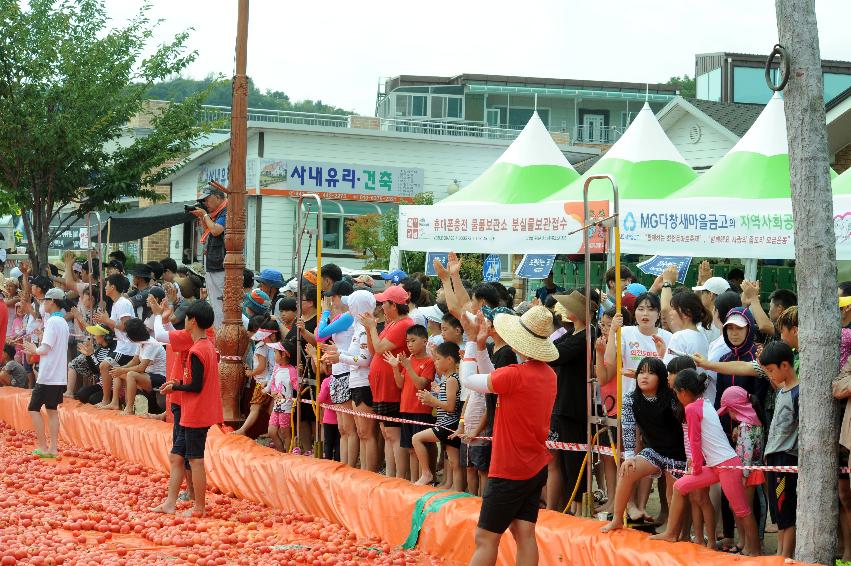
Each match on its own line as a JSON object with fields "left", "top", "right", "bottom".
{"left": 318, "top": 377, "right": 337, "bottom": 425}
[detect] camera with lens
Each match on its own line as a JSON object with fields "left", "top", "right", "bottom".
{"left": 184, "top": 204, "right": 201, "bottom": 213}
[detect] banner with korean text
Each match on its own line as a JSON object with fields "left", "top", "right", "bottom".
{"left": 397, "top": 200, "right": 610, "bottom": 254}
{"left": 619, "top": 196, "right": 851, "bottom": 260}
{"left": 398, "top": 196, "right": 851, "bottom": 259}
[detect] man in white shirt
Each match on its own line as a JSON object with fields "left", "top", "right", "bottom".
{"left": 93, "top": 274, "right": 135, "bottom": 408}
{"left": 23, "top": 288, "right": 70, "bottom": 458}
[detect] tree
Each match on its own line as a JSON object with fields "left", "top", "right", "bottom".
{"left": 776, "top": 0, "right": 840, "bottom": 562}
{"left": 0, "top": 0, "right": 211, "bottom": 272}
{"left": 665, "top": 74, "right": 696, "bottom": 98}
{"left": 146, "top": 76, "right": 354, "bottom": 116}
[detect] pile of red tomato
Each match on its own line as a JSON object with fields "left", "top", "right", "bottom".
{"left": 0, "top": 422, "right": 438, "bottom": 565}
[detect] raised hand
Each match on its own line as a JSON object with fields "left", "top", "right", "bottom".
{"left": 433, "top": 257, "right": 449, "bottom": 280}
{"left": 476, "top": 312, "right": 490, "bottom": 350}
{"left": 447, "top": 251, "right": 461, "bottom": 277}
{"left": 358, "top": 311, "right": 376, "bottom": 329}
{"left": 595, "top": 335, "right": 607, "bottom": 356}
{"left": 662, "top": 265, "right": 678, "bottom": 285}
{"left": 609, "top": 313, "right": 624, "bottom": 335}
{"left": 651, "top": 334, "right": 667, "bottom": 358}
{"left": 698, "top": 260, "right": 712, "bottom": 285}
{"left": 383, "top": 352, "right": 400, "bottom": 368}
{"left": 740, "top": 280, "right": 760, "bottom": 307}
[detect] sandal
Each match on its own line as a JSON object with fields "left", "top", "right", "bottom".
{"left": 32, "top": 449, "right": 56, "bottom": 459}
{"left": 722, "top": 545, "right": 742, "bottom": 554}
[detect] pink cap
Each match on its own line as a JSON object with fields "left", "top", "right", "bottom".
{"left": 374, "top": 285, "right": 409, "bottom": 305}
{"left": 717, "top": 386, "right": 761, "bottom": 426}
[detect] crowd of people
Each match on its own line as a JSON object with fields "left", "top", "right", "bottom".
{"left": 2, "top": 243, "right": 851, "bottom": 563}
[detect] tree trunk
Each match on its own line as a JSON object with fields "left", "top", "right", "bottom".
{"left": 776, "top": 1, "right": 841, "bottom": 562}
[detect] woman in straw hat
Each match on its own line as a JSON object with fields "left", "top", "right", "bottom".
{"left": 545, "top": 291, "right": 596, "bottom": 514}
{"left": 461, "top": 305, "right": 558, "bottom": 566}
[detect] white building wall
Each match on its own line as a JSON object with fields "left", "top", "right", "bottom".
{"left": 665, "top": 113, "right": 736, "bottom": 171}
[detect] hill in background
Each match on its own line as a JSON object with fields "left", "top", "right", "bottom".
{"left": 146, "top": 75, "right": 354, "bottom": 115}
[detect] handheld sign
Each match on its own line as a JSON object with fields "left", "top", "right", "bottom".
{"left": 515, "top": 254, "right": 556, "bottom": 279}
{"left": 425, "top": 252, "right": 449, "bottom": 276}
{"left": 636, "top": 255, "right": 692, "bottom": 284}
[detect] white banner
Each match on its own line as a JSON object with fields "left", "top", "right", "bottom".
{"left": 620, "top": 196, "right": 851, "bottom": 260}
{"left": 398, "top": 196, "right": 851, "bottom": 260}
{"left": 398, "top": 200, "right": 611, "bottom": 254}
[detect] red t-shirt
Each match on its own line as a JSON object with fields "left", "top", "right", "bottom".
{"left": 400, "top": 356, "right": 435, "bottom": 414}
{"left": 180, "top": 336, "right": 223, "bottom": 428}
{"left": 368, "top": 317, "right": 415, "bottom": 403}
{"left": 488, "top": 360, "right": 557, "bottom": 480}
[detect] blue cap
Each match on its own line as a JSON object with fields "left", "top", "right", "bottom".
{"left": 256, "top": 268, "right": 285, "bottom": 288}
{"left": 380, "top": 269, "right": 408, "bottom": 284}
{"left": 625, "top": 282, "right": 648, "bottom": 296}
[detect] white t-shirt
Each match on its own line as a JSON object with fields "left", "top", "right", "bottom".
{"left": 253, "top": 343, "right": 275, "bottom": 385}
{"left": 137, "top": 338, "right": 167, "bottom": 376}
{"left": 408, "top": 309, "right": 426, "bottom": 329}
{"left": 693, "top": 400, "right": 738, "bottom": 467}
{"left": 620, "top": 325, "right": 673, "bottom": 395}
{"left": 38, "top": 314, "right": 69, "bottom": 386}
{"left": 664, "top": 329, "right": 709, "bottom": 363}
{"left": 111, "top": 296, "right": 136, "bottom": 355}
{"left": 699, "top": 324, "right": 722, "bottom": 345}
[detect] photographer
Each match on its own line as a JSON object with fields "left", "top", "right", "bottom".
{"left": 189, "top": 186, "right": 227, "bottom": 328}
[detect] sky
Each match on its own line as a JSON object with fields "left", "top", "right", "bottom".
{"left": 104, "top": 0, "right": 851, "bottom": 115}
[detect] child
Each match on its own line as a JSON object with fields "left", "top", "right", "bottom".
{"left": 318, "top": 373, "right": 339, "bottom": 461}
{"left": 108, "top": 318, "right": 167, "bottom": 415}
{"left": 265, "top": 340, "right": 297, "bottom": 453}
{"left": 22, "top": 288, "right": 69, "bottom": 457}
{"left": 0, "top": 344, "right": 27, "bottom": 388}
{"left": 600, "top": 357, "right": 686, "bottom": 533}
{"left": 69, "top": 324, "right": 116, "bottom": 404}
{"left": 412, "top": 341, "right": 462, "bottom": 490}
{"left": 651, "top": 369, "right": 760, "bottom": 556}
{"left": 666, "top": 355, "right": 714, "bottom": 548}
{"left": 157, "top": 301, "right": 222, "bottom": 517}
{"left": 440, "top": 313, "right": 464, "bottom": 347}
{"left": 233, "top": 318, "right": 280, "bottom": 436}
{"left": 759, "top": 341, "right": 799, "bottom": 559}
{"left": 386, "top": 324, "right": 436, "bottom": 481}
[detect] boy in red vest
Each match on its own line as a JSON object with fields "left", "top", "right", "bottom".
{"left": 154, "top": 300, "right": 221, "bottom": 517}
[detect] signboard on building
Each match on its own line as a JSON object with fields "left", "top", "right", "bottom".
{"left": 424, "top": 252, "right": 449, "bottom": 276}
{"left": 254, "top": 158, "right": 424, "bottom": 203}
{"left": 516, "top": 254, "right": 556, "bottom": 279}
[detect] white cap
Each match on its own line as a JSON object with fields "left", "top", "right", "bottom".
{"left": 724, "top": 313, "right": 749, "bottom": 328}
{"left": 418, "top": 305, "right": 445, "bottom": 324}
{"left": 9, "top": 267, "right": 22, "bottom": 279}
{"left": 692, "top": 276, "right": 730, "bottom": 296}
{"left": 283, "top": 278, "right": 299, "bottom": 294}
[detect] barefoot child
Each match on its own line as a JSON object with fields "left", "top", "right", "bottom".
{"left": 23, "top": 288, "right": 69, "bottom": 458}
{"left": 233, "top": 318, "right": 280, "bottom": 436}
{"left": 650, "top": 369, "right": 760, "bottom": 556}
{"left": 265, "top": 340, "right": 297, "bottom": 452}
{"left": 412, "top": 341, "right": 462, "bottom": 489}
{"left": 386, "top": 324, "right": 435, "bottom": 481}
{"left": 600, "top": 357, "right": 686, "bottom": 534}
{"left": 157, "top": 301, "right": 221, "bottom": 517}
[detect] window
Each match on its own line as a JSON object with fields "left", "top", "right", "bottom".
{"left": 395, "top": 94, "right": 428, "bottom": 117}
{"left": 825, "top": 73, "right": 851, "bottom": 103}
{"left": 430, "top": 96, "right": 464, "bottom": 119}
{"left": 733, "top": 66, "right": 773, "bottom": 104}
{"left": 696, "top": 68, "right": 721, "bottom": 101}
{"left": 302, "top": 201, "right": 398, "bottom": 253}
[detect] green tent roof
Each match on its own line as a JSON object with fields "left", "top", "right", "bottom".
{"left": 439, "top": 112, "right": 578, "bottom": 204}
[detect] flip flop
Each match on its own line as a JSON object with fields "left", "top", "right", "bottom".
{"left": 32, "top": 449, "right": 56, "bottom": 459}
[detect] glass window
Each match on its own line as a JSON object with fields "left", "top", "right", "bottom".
{"left": 411, "top": 95, "right": 427, "bottom": 117}
{"left": 323, "top": 217, "right": 341, "bottom": 250}
{"left": 824, "top": 73, "right": 851, "bottom": 103}
{"left": 447, "top": 97, "right": 462, "bottom": 118}
{"left": 395, "top": 94, "right": 428, "bottom": 117}
{"left": 733, "top": 66, "right": 773, "bottom": 104}
{"left": 431, "top": 96, "right": 447, "bottom": 118}
{"left": 696, "top": 69, "right": 722, "bottom": 101}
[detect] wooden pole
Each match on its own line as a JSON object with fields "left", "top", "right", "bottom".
{"left": 775, "top": 0, "right": 840, "bottom": 562}
{"left": 217, "top": 0, "right": 250, "bottom": 422}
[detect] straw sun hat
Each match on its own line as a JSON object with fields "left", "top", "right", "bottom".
{"left": 493, "top": 305, "right": 559, "bottom": 362}
{"left": 554, "top": 291, "right": 596, "bottom": 322}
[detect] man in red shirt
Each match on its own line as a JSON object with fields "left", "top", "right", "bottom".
{"left": 154, "top": 300, "right": 221, "bottom": 517}
{"left": 462, "top": 305, "right": 558, "bottom": 566}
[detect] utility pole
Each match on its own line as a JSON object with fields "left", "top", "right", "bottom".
{"left": 775, "top": 0, "right": 840, "bottom": 562}
{"left": 217, "top": 0, "right": 250, "bottom": 422}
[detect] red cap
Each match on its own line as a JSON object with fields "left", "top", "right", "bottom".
{"left": 374, "top": 285, "right": 409, "bottom": 305}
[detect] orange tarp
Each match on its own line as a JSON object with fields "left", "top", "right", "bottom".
{"left": 0, "top": 388, "right": 803, "bottom": 566}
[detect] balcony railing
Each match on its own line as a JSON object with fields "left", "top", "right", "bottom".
{"left": 198, "top": 105, "right": 584, "bottom": 145}
{"left": 572, "top": 125, "right": 625, "bottom": 145}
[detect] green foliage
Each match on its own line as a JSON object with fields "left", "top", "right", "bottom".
{"left": 345, "top": 213, "right": 384, "bottom": 269}
{"left": 146, "top": 75, "right": 355, "bottom": 116}
{"left": 666, "top": 74, "right": 696, "bottom": 98}
{"left": 0, "top": 0, "right": 211, "bottom": 271}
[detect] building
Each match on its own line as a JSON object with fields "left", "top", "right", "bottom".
{"left": 160, "top": 107, "right": 600, "bottom": 274}
{"left": 375, "top": 74, "right": 678, "bottom": 146}
{"left": 695, "top": 51, "right": 851, "bottom": 105}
